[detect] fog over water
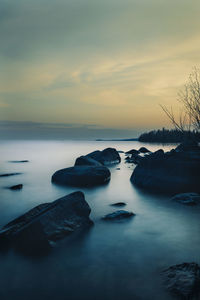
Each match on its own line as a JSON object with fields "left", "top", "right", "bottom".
{"left": 0, "top": 140, "right": 200, "bottom": 300}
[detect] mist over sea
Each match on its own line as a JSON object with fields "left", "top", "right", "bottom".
{"left": 0, "top": 140, "right": 200, "bottom": 300}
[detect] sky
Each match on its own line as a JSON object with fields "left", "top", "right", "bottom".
{"left": 0, "top": 0, "right": 200, "bottom": 139}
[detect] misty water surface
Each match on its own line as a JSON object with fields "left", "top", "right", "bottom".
{"left": 0, "top": 140, "right": 200, "bottom": 300}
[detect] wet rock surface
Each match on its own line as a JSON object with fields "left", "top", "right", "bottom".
{"left": 162, "top": 262, "right": 200, "bottom": 299}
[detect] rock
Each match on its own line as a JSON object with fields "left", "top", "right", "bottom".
{"left": 9, "top": 160, "right": 29, "bottom": 163}
{"left": 162, "top": 262, "right": 200, "bottom": 299}
{"left": 74, "top": 148, "right": 121, "bottom": 167}
{"left": 75, "top": 156, "right": 102, "bottom": 166}
{"left": 86, "top": 148, "right": 121, "bottom": 165}
{"left": 9, "top": 184, "right": 23, "bottom": 190}
{"left": 110, "top": 202, "right": 126, "bottom": 207}
{"left": 116, "top": 168, "right": 120, "bottom": 170}
{"left": 0, "top": 191, "right": 93, "bottom": 253}
{"left": 0, "top": 173, "right": 22, "bottom": 177}
{"left": 52, "top": 165, "right": 111, "bottom": 187}
{"left": 118, "top": 150, "right": 124, "bottom": 153}
{"left": 102, "top": 210, "right": 135, "bottom": 220}
{"left": 138, "top": 147, "right": 151, "bottom": 153}
{"left": 175, "top": 140, "right": 200, "bottom": 152}
{"left": 125, "top": 149, "right": 140, "bottom": 155}
{"left": 125, "top": 153, "right": 143, "bottom": 165}
{"left": 172, "top": 193, "right": 200, "bottom": 205}
{"left": 131, "top": 142, "right": 200, "bottom": 194}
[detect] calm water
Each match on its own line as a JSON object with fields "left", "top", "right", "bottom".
{"left": 0, "top": 140, "right": 200, "bottom": 300}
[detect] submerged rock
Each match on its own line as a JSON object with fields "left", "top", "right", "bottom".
{"left": 110, "top": 202, "right": 126, "bottom": 207}
{"left": 172, "top": 193, "right": 200, "bottom": 205}
{"left": 0, "top": 173, "right": 22, "bottom": 177}
{"left": 102, "top": 210, "right": 135, "bottom": 220}
{"left": 9, "top": 184, "right": 23, "bottom": 190}
{"left": 162, "top": 262, "right": 200, "bottom": 299}
{"left": 52, "top": 165, "right": 111, "bottom": 187}
{"left": 0, "top": 191, "right": 93, "bottom": 253}
{"left": 9, "top": 160, "right": 29, "bottom": 163}
{"left": 131, "top": 142, "right": 200, "bottom": 194}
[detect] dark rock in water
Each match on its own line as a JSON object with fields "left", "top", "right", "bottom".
{"left": 175, "top": 140, "right": 200, "bottom": 152}
{"left": 86, "top": 148, "right": 121, "bottom": 165}
{"left": 9, "top": 160, "right": 29, "bottom": 163}
{"left": 162, "top": 262, "right": 200, "bottom": 299}
{"left": 116, "top": 168, "right": 120, "bottom": 170}
{"left": 0, "top": 173, "right": 22, "bottom": 177}
{"left": 110, "top": 202, "right": 126, "bottom": 207}
{"left": 75, "top": 156, "right": 102, "bottom": 167}
{"left": 102, "top": 210, "right": 135, "bottom": 220}
{"left": 74, "top": 148, "right": 121, "bottom": 167}
{"left": 131, "top": 142, "right": 200, "bottom": 194}
{"left": 0, "top": 191, "right": 93, "bottom": 253}
{"left": 118, "top": 150, "right": 124, "bottom": 153}
{"left": 126, "top": 149, "right": 139, "bottom": 155}
{"left": 172, "top": 193, "right": 200, "bottom": 205}
{"left": 52, "top": 165, "right": 111, "bottom": 187}
{"left": 138, "top": 147, "right": 151, "bottom": 153}
{"left": 125, "top": 153, "right": 143, "bottom": 165}
{"left": 9, "top": 184, "right": 23, "bottom": 190}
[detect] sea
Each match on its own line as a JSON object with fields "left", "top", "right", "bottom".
{"left": 0, "top": 140, "right": 200, "bottom": 300}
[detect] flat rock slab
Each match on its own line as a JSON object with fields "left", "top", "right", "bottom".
{"left": 102, "top": 210, "right": 135, "bottom": 221}
{"left": 52, "top": 165, "right": 111, "bottom": 187}
{"left": 162, "top": 262, "right": 200, "bottom": 299}
{"left": 0, "top": 191, "right": 93, "bottom": 253}
{"left": 172, "top": 193, "right": 200, "bottom": 205}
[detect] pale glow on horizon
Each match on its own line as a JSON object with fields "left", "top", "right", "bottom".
{"left": 1, "top": 0, "right": 200, "bottom": 134}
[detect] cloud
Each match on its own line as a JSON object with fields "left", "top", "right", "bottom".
{"left": 1, "top": 0, "right": 200, "bottom": 133}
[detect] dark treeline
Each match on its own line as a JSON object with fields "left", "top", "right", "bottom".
{"left": 138, "top": 128, "right": 200, "bottom": 143}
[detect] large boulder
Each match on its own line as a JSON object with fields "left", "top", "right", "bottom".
{"left": 52, "top": 165, "right": 111, "bottom": 187}
{"left": 162, "top": 262, "right": 200, "bottom": 299}
{"left": 77, "top": 148, "right": 121, "bottom": 166}
{"left": 131, "top": 142, "right": 200, "bottom": 194}
{"left": 0, "top": 191, "right": 93, "bottom": 253}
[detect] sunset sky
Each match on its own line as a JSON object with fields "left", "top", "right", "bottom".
{"left": 1, "top": 0, "right": 200, "bottom": 138}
